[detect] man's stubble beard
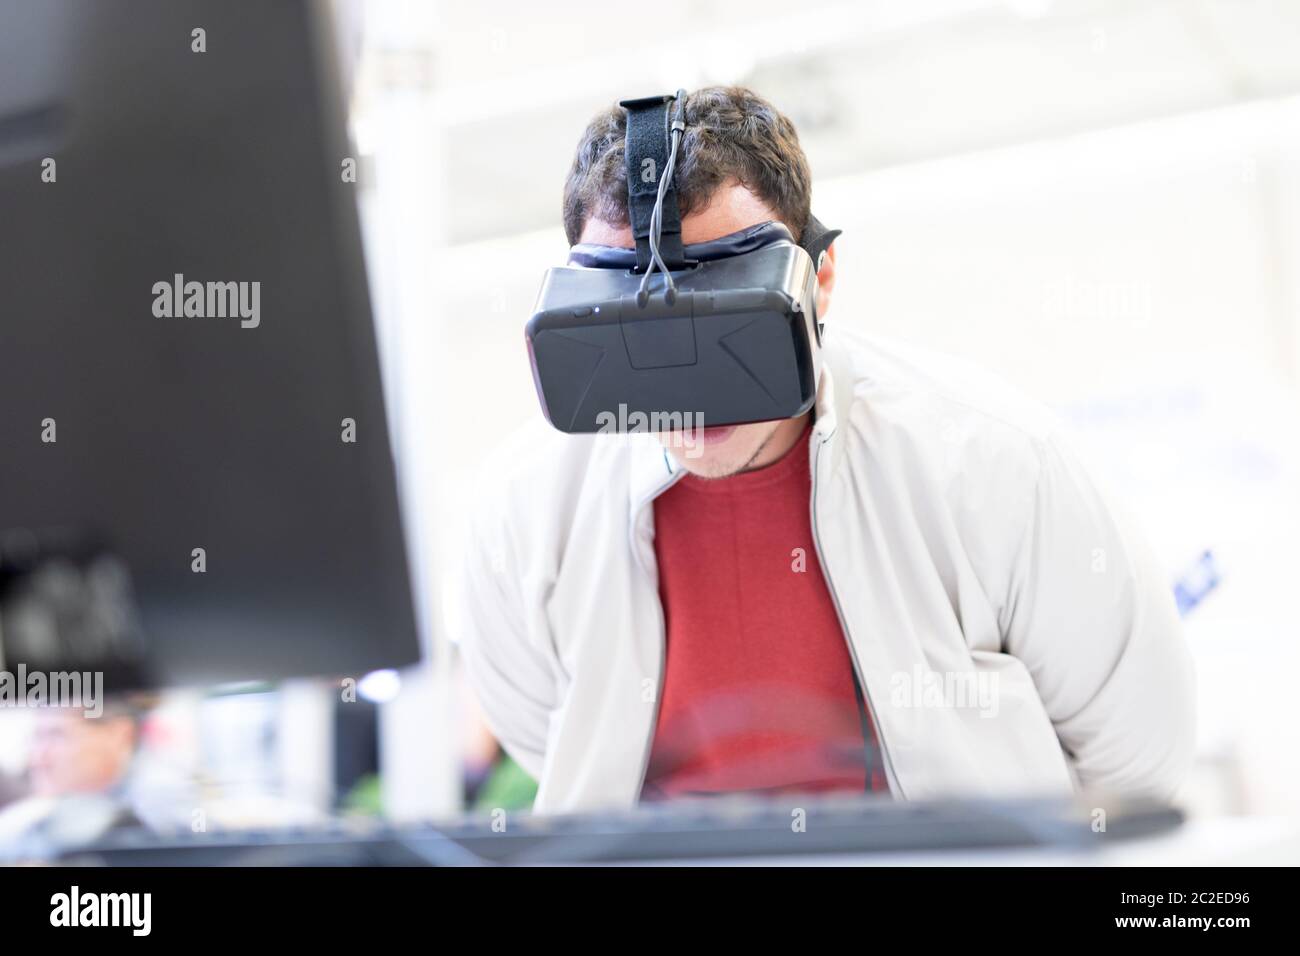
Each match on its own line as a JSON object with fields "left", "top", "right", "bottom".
{"left": 690, "top": 422, "right": 785, "bottom": 480}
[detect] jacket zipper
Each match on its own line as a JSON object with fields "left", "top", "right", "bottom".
{"left": 631, "top": 470, "right": 684, "bottom": 801}
{"left": 809, "top": 432, "right": 905, "bottom": 797}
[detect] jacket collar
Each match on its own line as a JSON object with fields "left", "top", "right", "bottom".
{"left": 811, "top": 358, "right": 839, "bottom": 445}
{"left": 628, "top": 432, "right": 682, "bottom": 517}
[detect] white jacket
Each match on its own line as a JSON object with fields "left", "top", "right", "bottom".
{"left": 449, "top": 327, "right": 1195, "bottom": 813}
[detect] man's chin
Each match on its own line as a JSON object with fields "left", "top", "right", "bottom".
{"left": 662, "top": 422, "right": 774, "bottom": 478}
{"left": 674, "top": 451, "right": 746, "bottom": 479}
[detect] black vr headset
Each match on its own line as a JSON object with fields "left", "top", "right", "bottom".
{"left": 526, "top": 89, "right": 841, "bottom": 434}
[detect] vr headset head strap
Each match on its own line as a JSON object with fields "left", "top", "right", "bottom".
{"left": 799, "top": 214, "right": 842, "bottom": 272}
{"left": 618, "top": 92, "right": 687, "bottom": 273}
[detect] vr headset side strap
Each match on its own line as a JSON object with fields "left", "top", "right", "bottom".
{"left": 799, "top": 214, "right": 843, "bottom": 341}
{"left": 619, "top": 93, "right": 686, "bottom": 273}
{"left": 799, "top": 214, "right": 842, "bottom": 272}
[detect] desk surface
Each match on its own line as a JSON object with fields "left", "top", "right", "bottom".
{"left": 632, "top": 817, "right": 1300, "bottom": 866}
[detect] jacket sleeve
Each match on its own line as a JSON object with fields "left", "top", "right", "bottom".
{"left": 1001, "top": 429, "right": 1196, "bottom": 801}
{"left": 445, "top": 507, "right": 557, "bottom": 783}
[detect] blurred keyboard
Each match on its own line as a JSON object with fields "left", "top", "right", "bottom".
{"left": 55, "top": 792, "right": 1182, "bottom": 866}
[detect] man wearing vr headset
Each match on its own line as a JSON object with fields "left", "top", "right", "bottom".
{"left": 452, "top": 87, "right": 1194, "bottom": 812}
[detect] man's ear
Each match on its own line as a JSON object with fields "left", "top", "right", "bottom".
{"left": 815, "top": 240, "right": 837, "bottom": 321}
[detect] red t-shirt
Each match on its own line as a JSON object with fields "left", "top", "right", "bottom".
{"left": 642, "top": 424, "right": 887, "bottom": 800}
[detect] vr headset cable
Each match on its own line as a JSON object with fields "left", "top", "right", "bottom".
{"left": 636, "top": 89, "right": 688, "bottom": 308}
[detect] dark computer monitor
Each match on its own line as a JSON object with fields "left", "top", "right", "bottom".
{"left": 0, "top": 0, "right": 421, "bottom": 688}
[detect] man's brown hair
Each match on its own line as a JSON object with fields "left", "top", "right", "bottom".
{"left": 562, "top": 86, "right": 812, "bottom": 246}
